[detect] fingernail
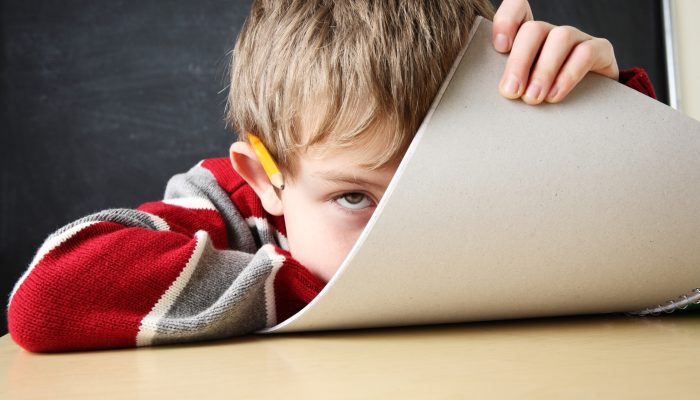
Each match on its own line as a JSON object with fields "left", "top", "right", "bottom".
{"left": 546, "top": 84, "right": 559, "bottom": 102}
{"left": 494, "top": 34, "right": 509, "bottom": 53}
{"left": 501, "top": 76, "right": 521, "bottom": 98}
{"left": 524, "top": 82, "right": 542, "bottom": 103}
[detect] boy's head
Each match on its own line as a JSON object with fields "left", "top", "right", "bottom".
{"left": 227, "top": 0, "right": 494, "bottom": 281}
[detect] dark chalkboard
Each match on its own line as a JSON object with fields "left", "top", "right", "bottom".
{"left": 525, "top": 0, "right": 668, "bottom": 103}
{"left": 0, "top": 0, "right": 668, "bottom": 335}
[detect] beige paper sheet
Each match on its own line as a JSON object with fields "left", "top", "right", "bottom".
{"left": 266, "top": 18, "right": 700, "bottom": 333}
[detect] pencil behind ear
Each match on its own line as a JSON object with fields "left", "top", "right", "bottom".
{"left": 229, "top": 142, "right": 284, "bottom": 216}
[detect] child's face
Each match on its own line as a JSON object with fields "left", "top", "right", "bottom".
{"left": 279, "top": 142, "right": 398, "bottom": 282}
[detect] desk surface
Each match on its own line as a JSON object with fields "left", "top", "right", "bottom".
{"left": 1, "top": 314, "right": 698, "bottom": 399}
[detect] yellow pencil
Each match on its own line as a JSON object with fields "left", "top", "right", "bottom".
{"left": 248, "top": 133, "right": 285, "bottom": 190}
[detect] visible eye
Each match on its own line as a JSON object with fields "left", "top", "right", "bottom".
{"left": 335, "top": 192, "right": 373, "bottom": 210}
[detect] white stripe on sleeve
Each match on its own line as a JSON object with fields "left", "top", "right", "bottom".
{"left": 261, "top": 244, "right": 286, "bottom": 327}
{"left": 136, "top": 230, "right": 209, "bottom": 346}
{"left": 163, "top": 197, "right": 216, "bottom": 211}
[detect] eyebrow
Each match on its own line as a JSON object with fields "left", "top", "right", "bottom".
{"left": 313, "top": 171, "right": 387, "bottom": 191}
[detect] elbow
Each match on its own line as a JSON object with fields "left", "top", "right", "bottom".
{"left": 7, "top": 292, "right": 59, "bottom": 353}
{"left": 7, "top": 281, "right": 77, "bottom": 353}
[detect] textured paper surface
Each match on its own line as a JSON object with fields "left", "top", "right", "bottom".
{"left": 266, "top": 18, "right": 700, "bottom": 333}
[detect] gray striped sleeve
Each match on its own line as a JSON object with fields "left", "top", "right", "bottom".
{"left": 148, "top": 241, "right": 276, "bottom": 346}
{"left": 164, "top": 162, "right": 258, "bottom": 253}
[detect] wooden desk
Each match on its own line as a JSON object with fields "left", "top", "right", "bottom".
{"left": 1, "top": 314, "right": 698, "bottom": 398}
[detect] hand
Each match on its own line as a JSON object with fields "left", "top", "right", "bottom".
{"left": 491, "top": 0, "right": 619, "bottom": 105}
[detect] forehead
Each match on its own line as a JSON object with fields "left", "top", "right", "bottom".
{"left": 290, "top": 94, "right": 409, "bottom": 174}
{"left": 301, "top": 138, "right": 400, "bottom": 179}
{"left": 286, "top": 133, "right": 400, "bottom": 193}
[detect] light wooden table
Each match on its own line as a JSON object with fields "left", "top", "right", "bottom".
{"left": 1, "top": 314, "right": 698, "bottom": 399}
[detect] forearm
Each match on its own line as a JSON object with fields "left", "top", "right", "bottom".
{"left": 8, "top": 162, "right": 279, "bottom": 352}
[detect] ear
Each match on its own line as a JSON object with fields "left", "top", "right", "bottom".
{"left": 229, "top": 141, "right": 284, "bottom": 216}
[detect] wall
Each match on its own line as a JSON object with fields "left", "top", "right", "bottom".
{"left": 674, "top": 0, "right": 700, "bottom": 121}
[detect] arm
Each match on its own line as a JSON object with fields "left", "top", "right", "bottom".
{"left": 7, "top": 159, "right": 323, "bottom": 352}
{"left": 618, "top": 67, "right": 657, "bottom": 99}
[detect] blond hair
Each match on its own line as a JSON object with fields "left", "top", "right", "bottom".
{"left": 226, "top": 0, "right": 494, "bottom": 175}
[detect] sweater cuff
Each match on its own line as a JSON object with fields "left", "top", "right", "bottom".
{"left": 273, "top": 247, "right": 327, "bottom": 324}
{"left": 619, "top": 67, "right": 657, "bottom": 99}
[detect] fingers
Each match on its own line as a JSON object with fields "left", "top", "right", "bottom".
{"left": 500, "top": 21, "right": 620, "bottom": 105}
{"left": 545, "top": 38, "right": 619, "bottom": 103}
{"left": 522, "top": 25, "right": 591, "bottom": 104}
{"left": 492, "top": 0, "right": 534, "bottom": 53}
{"left": 499, "top": 20, "right": 554, "bottom": 100}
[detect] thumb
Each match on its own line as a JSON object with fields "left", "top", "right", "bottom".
{"left": 492, "top": 0, "right": 534, "bottom": 53}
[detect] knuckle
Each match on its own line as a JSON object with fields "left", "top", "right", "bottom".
{"left": 505, "top": 61, "right": 528, "bottom": 79}
{"left": 493, "top": 14, "right": 518, "bottom": 26}
{"left": 559, "top": 69, "right": 578, "bottom": 87}
{"left": 576, "top": 41, "right": 596, "bottom": 62}
{"left": 531, "top": 67, "right": 557, "bottom": 83}
{"left": 520, "top": 20, "right": 544, "bottom": 35}
{"left": 597, "top": 37, "right": 614, "bottom": 53}
{"left": 508, "top": 52, "right": 533, "bottom": 72}
{"left": 549, "top": 26, "right": 575, "bottom": 43}
{"left": 495, "top": 15, "right": 520, "bottom": 30}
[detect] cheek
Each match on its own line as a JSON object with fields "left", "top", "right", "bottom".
{"left": 283, "top": 202, "right": 367, "bottom": 282}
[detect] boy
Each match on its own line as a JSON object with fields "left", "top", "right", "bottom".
{"left": 7, "top": 0, "right": 655, "bottom": 352}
